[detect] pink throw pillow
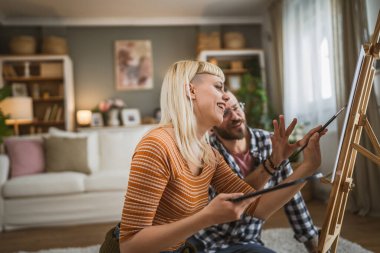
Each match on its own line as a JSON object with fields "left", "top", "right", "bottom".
{"left": 4, "top": 138, "right": 45, "bottom": 178}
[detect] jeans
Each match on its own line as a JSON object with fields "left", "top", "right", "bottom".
{"left": 160, "top": 242, "right": 195, "bottom": 253}
{"left": 186, "top": 236, "right": 276, "bottom": 253}
{"left": 115, "top": 223, "right": 195, "bottom": 253}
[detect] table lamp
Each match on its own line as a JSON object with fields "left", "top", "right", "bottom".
{"left": 0, "top": 97, "right": 33, "bottom": 135}
{"left": 76, "top": 110, "right": 92, "bottom": 126}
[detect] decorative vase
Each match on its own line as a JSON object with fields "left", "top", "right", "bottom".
{"left": 107, "top": 109, "right": 120, "bottom": 126}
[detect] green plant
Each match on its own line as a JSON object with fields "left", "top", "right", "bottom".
{"left": 235, "top": 73, "right": 275, "bottom": 130}
{"left": 0, "top": 85, "right": 13, "bottom": 143}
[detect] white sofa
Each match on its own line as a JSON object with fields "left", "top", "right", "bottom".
{"left": 0, "top": 125, "right": 156, "bottom": 231}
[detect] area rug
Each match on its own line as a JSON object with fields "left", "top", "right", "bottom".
{"left": 18, "top": 228, "right": 373, "bottom": 253}
{"left": 261, "top": 228, "right": 373, "bottom": 253}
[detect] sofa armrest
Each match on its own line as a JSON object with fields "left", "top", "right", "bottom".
{"left": 0, "top": 154, "right": 9, "bottom": 232}
{"left": 0, "top": 154, "right": 9, "bottom": 186}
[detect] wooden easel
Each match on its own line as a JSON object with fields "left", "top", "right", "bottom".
{"left": 318, "top": 11, "right": 380, "bottom": 253}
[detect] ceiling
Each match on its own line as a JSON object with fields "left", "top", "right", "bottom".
{"left": 0, "top": 0, "right": 271, "bottom": 26}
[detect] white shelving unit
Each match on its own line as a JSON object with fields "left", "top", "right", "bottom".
{"left": 0, "top": 55, "right": 75, "bottom": 133}
{"left": 197, "top": 49, "right": 267, "bottom": 89}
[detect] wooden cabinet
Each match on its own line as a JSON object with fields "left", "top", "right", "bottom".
{"left": 197, "top": 49, "right": 267, "bottom": 91}
{"left": 0, "top": 55, "right": 75, "bottom": 134}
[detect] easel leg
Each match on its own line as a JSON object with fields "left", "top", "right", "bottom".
{"left": 331, "top": 236, "right": 339, "bottom": 252}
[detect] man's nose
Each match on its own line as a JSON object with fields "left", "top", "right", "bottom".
{"left": 224, "top": 108, "right": 241, "bottom": 119}
{"left": 230, "top": 109, "right": 241, "bottom": 119}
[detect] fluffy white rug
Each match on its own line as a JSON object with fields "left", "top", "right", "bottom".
{"left": 261, "top": 228, "right": 373, "bottom": 253}
{"left": 18, "top": 228, "right": 373, "bottom": 253}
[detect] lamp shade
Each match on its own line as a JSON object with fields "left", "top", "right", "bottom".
{"left": 0, "top": 97, "right": 33, "bottom": 120}
{"left": 76, "top": 110, "right": 92, "bottom": 126}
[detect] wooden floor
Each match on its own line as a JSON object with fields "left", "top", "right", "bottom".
{"left": 0, "top": 200, "right": 379, "bottom": 253}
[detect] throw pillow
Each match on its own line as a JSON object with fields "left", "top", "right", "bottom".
{"left": 4, "top": 138, "right": 45, "bottom": 178}
{"left": 99, "top": 127, "right": 150, "bottom": 170}
{"left": 44, "top": 136, "right": 91, "bottom": 174}
{"left": 48, "top": 127, "right": 99, "bottom": 172}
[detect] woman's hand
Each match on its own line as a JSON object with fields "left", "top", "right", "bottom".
{"left": 201, "top": 193, "right": 256, "bottom": 226}
{"left": 270, "top": 115, "right": 299, "bottom": 166}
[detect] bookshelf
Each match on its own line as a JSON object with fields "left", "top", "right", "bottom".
{"left": 0, "top": 55, "right": 75, "bottom": 135}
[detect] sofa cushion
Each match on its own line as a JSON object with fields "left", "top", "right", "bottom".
{"left": 4, "top": 138, "right": 45, "bottom": 178}
{"left": 98, "top": 126, "right": 152, "bottom": 171}
{"left": 2, "top": 172, "right": 86, "bottom": 198}
{"left": 85, "top": 170, "right": 130, "bottom": 192}
{"left": 48, "top": 127, "right": 99, "bottom": 172}
{"left": 45, "top": 136, "right": 95, "bottom": 174}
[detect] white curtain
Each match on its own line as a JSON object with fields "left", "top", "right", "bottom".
{"left": 283, "top": 0, "right": 339, "bottom": 198}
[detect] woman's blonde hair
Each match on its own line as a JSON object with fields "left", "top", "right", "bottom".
{"left": 160, "top": 60, "right": 225, "bottom": 167}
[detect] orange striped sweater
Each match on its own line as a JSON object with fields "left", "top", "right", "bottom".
{"left": 120, "top": 126, "right": 258, "bottom": 250}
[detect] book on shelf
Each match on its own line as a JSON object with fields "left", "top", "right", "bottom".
{"left": 43, "top": 106, "right": 52, "bottom": 122}
{"left": 49, "top": 104, "right": 59, "bottom": 121}
{"left": 3, "top": 64, "right": 17, "bottom": 78}
{"left": 55, "top": 106, "right": 63, "bottom": 122}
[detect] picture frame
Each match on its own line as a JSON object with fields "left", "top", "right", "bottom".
{"left": 227, "top": 75, "right": 241, "bottom": 91}
{"left": 12, "top": 83, "right": 28, "bottom": 96}
{"left": 91, "top": 112, "right": 104, "bottom": 127}
{"left": 115, "top": 40, "right": 153, "bottom": 91}
{"left": 121, "top": 108, "right": 141, "bottom": 126}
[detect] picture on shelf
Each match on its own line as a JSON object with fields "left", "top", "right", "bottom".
{"left": 12, "top": 83, "right": 28, "bottom": 96}
{"left": 228, "top": 75, "right": 241, "bottom": 91}
{"left": 115, "top": 40, "right": 153, "bottom": 90}
{"left": 91, "top": 112, "right": 104, "bottom": 127}
{"left": 121, "top": 108, "right": 141, "bottom": 126}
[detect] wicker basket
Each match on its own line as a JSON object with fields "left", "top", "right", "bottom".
{"left": 223, "top": 32, "right": 246, "bottom": 49}
{"left": 197, "top": 32, "right": 221, "bottom": 53}
{"left": 42, "top": 36, "right": 68, "bottom": 54}
{"left": 9, "top": 36, "right": 37, "bottom": 55}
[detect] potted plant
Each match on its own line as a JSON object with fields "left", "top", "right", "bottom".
{"left": 235, "top": 73, "right": 275, "bottom": 131}
{"left": 0, "top": 85, "right": 13, "bottom": 144}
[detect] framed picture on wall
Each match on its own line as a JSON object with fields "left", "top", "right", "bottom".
{"left": 121, "top": 108, "right": 141, "bottom": 126}
{"left": 115, "top": 40, "right": 153, "bottom": 91}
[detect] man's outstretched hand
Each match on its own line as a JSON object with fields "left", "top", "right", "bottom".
{"left": 270, "top": 115, "right": 328, "bottom": 167}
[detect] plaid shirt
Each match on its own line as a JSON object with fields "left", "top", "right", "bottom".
{"left": 193, "top": 127, "right": 318, "bottom": 252}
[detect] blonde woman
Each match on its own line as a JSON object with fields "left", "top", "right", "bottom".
{"left": 117, "top": 60, "right": 323, "bottom": 253}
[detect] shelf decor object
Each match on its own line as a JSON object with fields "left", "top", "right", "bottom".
{"left": 76, "top": 110, "right": 92, "bottom": 127}
{"left": 0, "top": 96, "right": 33, "bottom": 135}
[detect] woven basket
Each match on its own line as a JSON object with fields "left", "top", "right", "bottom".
{"left": 42, "top": 36, "right": 68, "bottom": 54}
{"left": 223, "top": 32, "right": 246, "bottom": 49}
{"left": 9, "top": 36, "right": 37, "bottom": 55}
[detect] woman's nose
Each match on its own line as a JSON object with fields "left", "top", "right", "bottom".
{"left": 222, "top": 92, "right": 230, "bottom": 102}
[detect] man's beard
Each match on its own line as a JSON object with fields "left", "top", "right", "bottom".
{"left": 214, "top": 120, "right": 246, "bottom": 140}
